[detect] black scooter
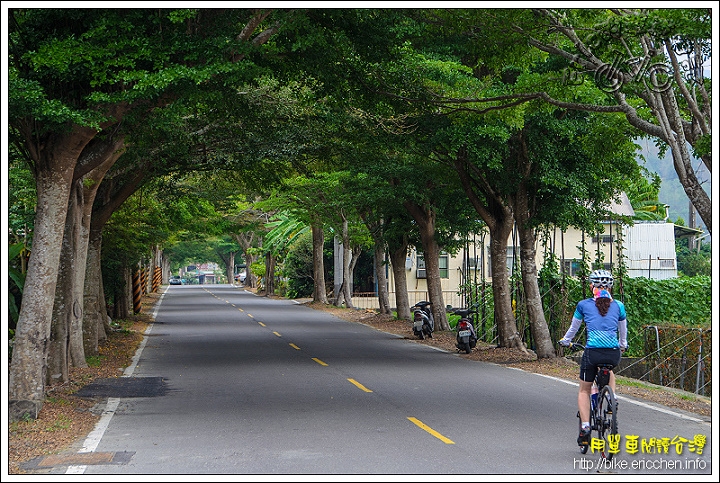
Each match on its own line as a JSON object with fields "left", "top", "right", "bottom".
{"left": 410, "top": 301, "right": 434, "bottom": 340}
{"left": 453, "top": 308, "right": 478, "bottom": 353}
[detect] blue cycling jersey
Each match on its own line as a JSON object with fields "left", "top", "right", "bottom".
{"left": 564, "top": 298, "right": 628, "bottom": 349}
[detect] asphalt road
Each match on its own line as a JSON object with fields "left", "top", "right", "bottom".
{"left": 66, "top": 284, "right": 711, "bottom": 477}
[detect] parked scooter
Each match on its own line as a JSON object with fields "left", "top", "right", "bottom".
{"left": 410, "top": 301, "right": 434, "bottom": 340}
{"left": 452, "top": 308, "right": 478, "bottom": 353}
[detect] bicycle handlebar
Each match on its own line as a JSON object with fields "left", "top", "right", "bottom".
{"left": 558, "top": 340, "right": 586, "bottom": 352}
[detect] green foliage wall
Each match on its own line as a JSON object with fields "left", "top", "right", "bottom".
{"left": 622, "top": 276, "right": 711, "bottom": 327}
{"left": 468, "top": 275, "right": 711, "bottom": 358}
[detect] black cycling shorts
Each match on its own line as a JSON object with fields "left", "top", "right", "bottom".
{"left": 579, "top": 347, "right": 622, "bottom": 382}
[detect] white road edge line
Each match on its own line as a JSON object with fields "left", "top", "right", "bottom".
{"left": 508, "top": 367, "right": 709, "bottom": 425}
{"left": 66, "top": 286, "right": 166, "bottom": 474}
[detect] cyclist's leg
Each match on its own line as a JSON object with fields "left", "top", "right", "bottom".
{"left": 578, "top": 380, "right": 593, "bottom": 423}
{"left": 578, "top": 350, "right": 596, "bottom": 426}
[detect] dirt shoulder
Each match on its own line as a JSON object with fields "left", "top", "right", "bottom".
{"left": 7, "top": 294, "right": 157, "bottom": 475}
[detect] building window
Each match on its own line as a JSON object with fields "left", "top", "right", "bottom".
{"left": 417, "top": 254, "right": 426, "bottom": 279}
{"left": 591, "top": 235, "right": 614, "bottom": 244}
{"left": 506, "top": 246, "right": 519, "bottom": 272}
{"left": 439, "top": 253, "right": 449, "bottom": 278}
{"left": 562, "top": 260, "right": 582, "bottom": 277}
{"left": 416, "top": 252, "right": 450, "bottom": 279}
{"left": 563, "top": 261, "right": 613, "bottom": 276}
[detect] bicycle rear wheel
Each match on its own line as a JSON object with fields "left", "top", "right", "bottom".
{"left": 595, "top": 386, "right": 619, "bottom": 461}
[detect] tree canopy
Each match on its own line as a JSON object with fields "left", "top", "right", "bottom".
{"left": 6, "top": 7, "right": 711, "bottom": 421}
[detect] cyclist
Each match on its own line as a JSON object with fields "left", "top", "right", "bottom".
{"left": 559, "top": 269, "right": 627, "bottom": 448}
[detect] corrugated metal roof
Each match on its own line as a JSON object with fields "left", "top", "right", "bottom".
{"left": 606, "top": 191, "right": 636, "bottom": 217}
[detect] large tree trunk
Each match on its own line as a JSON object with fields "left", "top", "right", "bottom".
{"left": 84, "top": 230, "right": 105, "bottom": 356}
{"left": 452, "top": 153, "right": 527, "bottom": 353}
{"left": 334, "top": 218, "right": 355, "bottom": 308}
{"left": 112, "top": 265, "right": 132, "bottom": 321}
{"left": 652, "top": 88, "right": 712, "bottom": 234}
{"left": 232, "top": 231, "right": 258, "bottom": 289}
{"left": 388, "top": 238, "right": 412, "bottom": 321}
{"left": 373, "top": 242, "right": 391, "bottom": 315}
{"left": 359, "top": 214, "right": 392, "bottom": 315}
{"left": 47, "top": 179, "right": 85, "bottom": 385}
{"left": 403, "top": 201, "right": 449, "bottom": 331}
{"left": 162, "top": 256, "right": 171, "bottom": 285}
{"left": 263, "top": 252, "right": 277, "bottom": 295}
{"left": 488, "top": 228, "right": 526, "bottom": 351}
{"left": 225, "top": 251, "right": 236, "bottom": 284}
{"left": 9, "top": 128, "right": 95, "bottom": 422}
{"left": 311, "top": 222, "right": 328, "bottom": 304}
{"left": 511, "top": 137, "right": 555, "bottom": 359}
{"left": 516, "top": 222, "right": 555, "bottom": 359}
{"left": 68, "top": 151, "right": 119, "bottom": 366}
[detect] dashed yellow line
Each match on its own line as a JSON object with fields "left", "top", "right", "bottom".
{"left": 273, "top": 331, "right": 282, "bottom": 337}
{"left": 312, "top": 358, "right": 328, "bottom": 366}
{"left": 347, "top": 378, "right": 373, "bottom": 393}
{"left": 407, "top": 417, "right": 455, "bottom": 444}
{"left": 289, "top": 343, "right": 301, "bottom": 350}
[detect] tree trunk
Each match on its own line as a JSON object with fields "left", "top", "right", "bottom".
{"left": 232, "top": 232, "right": 258, "bottom": 289}
{"left": 8, "top": 128, "right": 94, "bottom": 422}
{"left": 226, "top": 251, "right": 236, "bottom": 284}
{"left": 373, "top": 242, "right": 391, "bottom": 315}
{"left": 359, "top": 214, "right": 392, "bottom": 315}
{"left": 511, "top": 137, "right": 555, "bottom": 359}
{"left": 388, "top": 238, "right": 412, "bottom": 321}
{"left": 264, "top": 252, "right": 277, "bottom": 295}
{"left": 452, "top": 153, "right": 527, "bottom": 352}
{"left": 311, "top": 222, "right": 329, "bottom": 304}
{"left": 516, "top": 222, "right": 555, "bottom": 359}
{"left": 47, "top": 179, "right": 86, "bottom": 385}
{"left": 113, "top": 265, "right": 132, "bottom": 321}
{"left": 162, "top": 256, "right": 171, "bottom": 285}
{"left": 83, "top": 231, "right": 104, "bottom": 355}
{"left": 340, "top": 242, "right": 354, "bottom": 308}
{"left": 333, "top": 217, "right": 355, "bottom": 308}
{"left": 403, "top": 201, "right": 449, "bottom": 331}
{"left": 488, "top": 230, "right": 526, "bottom": 351}
{"left": 653, "top": 88, "right": 712, "bottom": 234}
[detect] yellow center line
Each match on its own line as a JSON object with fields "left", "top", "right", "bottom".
{"left": 347, "top": 378, "right": 373, "bottom": 393}
{"left": 289, "top": 343, "right": 301, "bottom": 350}
{"left": 312, "top": 358, "right": 328, "bottom": 366}
{"left": 247, "top": 314, "right": 254, "bottom": 318}
{"left": 238, "top": 308, "right": 244, "bottom": 312}
{"left": 257, "top": 321, "right": 265, "bottom": 327}
{"left": 273, "top": 331, "right": 282, "bottom": 337}
{"left": 407, "top": 417, "right": 455, "bottom": 444}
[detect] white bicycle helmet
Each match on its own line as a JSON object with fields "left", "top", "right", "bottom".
{"left": 589, "top": 269, "right": 613, "bottom": 289}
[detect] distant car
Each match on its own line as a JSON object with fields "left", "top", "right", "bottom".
{"left": 234, "top": 271, "right": 247, "bottom": 284}
{"left": 169, "top": 277, "right": 182, "bottom": 285}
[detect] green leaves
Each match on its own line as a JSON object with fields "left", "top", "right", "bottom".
{"left": 623, "top": 276, "right": 711, "bottom": 327}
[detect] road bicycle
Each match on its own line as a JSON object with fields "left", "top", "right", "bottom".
{"left": 563, "top": 342, "right": 620, "bottom": 461}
